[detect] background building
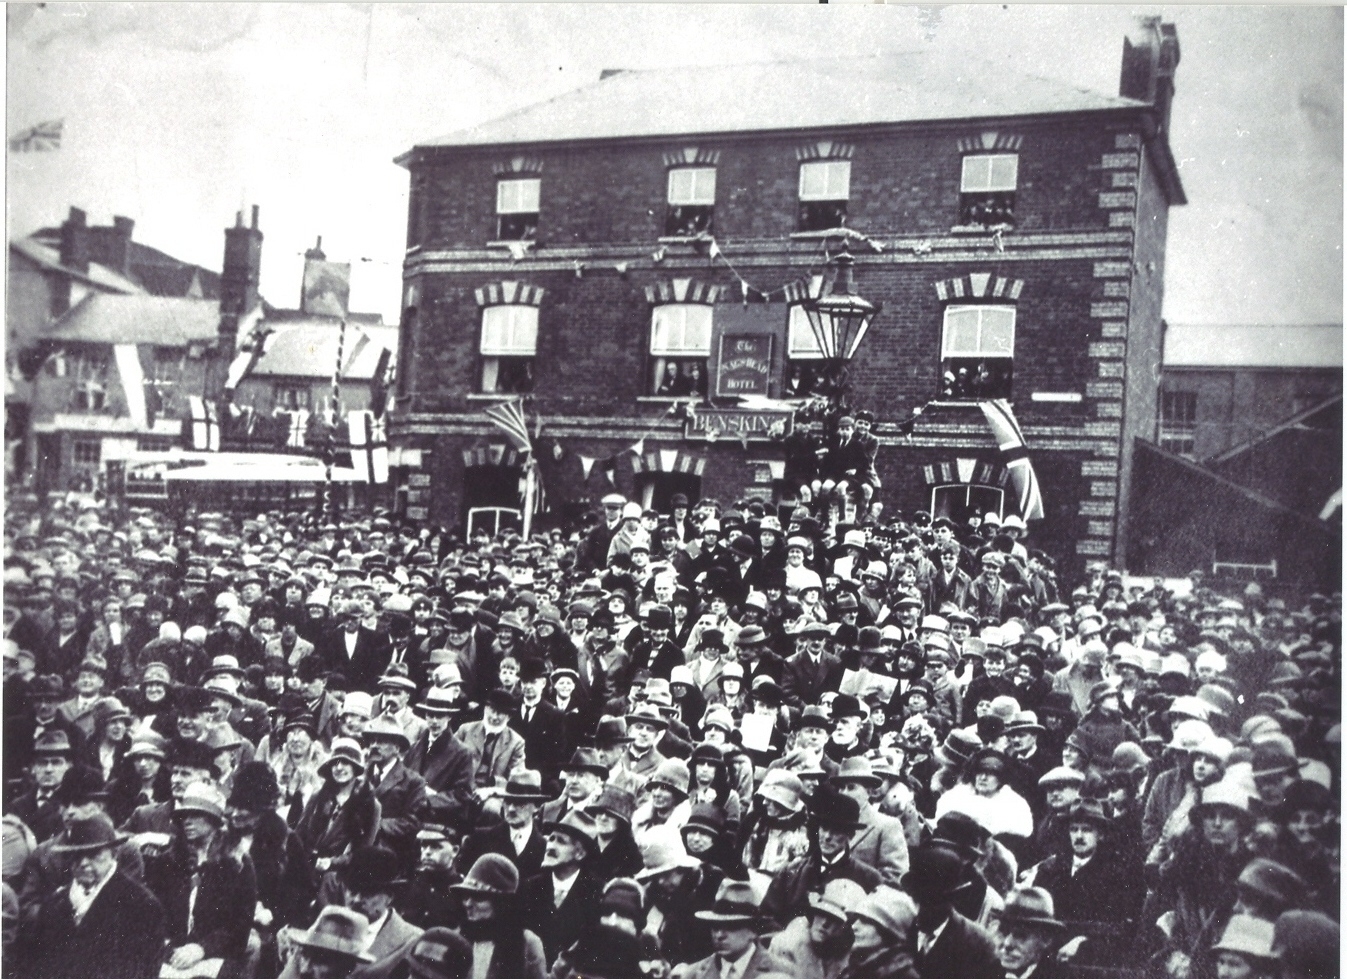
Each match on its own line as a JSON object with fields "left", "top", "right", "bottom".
{"left": 390, "top": 21, "right": 1187, "bottom": 578}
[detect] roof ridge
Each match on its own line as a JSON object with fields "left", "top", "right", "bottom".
{"left": 1205, "top": 393, "right": 1343, "bottom": 466}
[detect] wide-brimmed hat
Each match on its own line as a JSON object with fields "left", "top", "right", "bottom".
{"left": 1065, "top": 797, "right": 1110, "bottom": 829}
{"left": 451, "top": 853, "right": 520, "bottom": 896}
{"left": 499, "top": 770, "right": 548, "bottom": 802}
{"left": 294, "top": 906, "right": 376, "bottom": 963}
{"left": 996, "top": 887, "right": 1065, "bottom": 932}
{"left": 1004, "top": 711, "right": 1045, "bottom": 736}
{"left": 1236, "top": 858, "right": 1307, "bottom": 910}
{"left": 594, "top": 716, "right": 632, "bottom": 746}
{"left": 32, "top": 729, "right": 74, "bottom": 758}
{"left": 756, "top": 770, "right": 806, "bottom": 813}
{"left": 694, "top": 879, "right": 760, "bottom": 925}
{"left": 405, "top": 929, "right": 472, "bottom": 979}
{"left": 543, "top": 809, "right": 600, "bottom": 854}
{"left": 340, "top": 692, "right": 376, "bottom": 719}
{"left": 202, "top": 654, "right": 246, "bottom": 681}
{"left": 808, "top": 878, "right": 867, "bottom": 923}
{"left": 634, "top": 824, "right": 700, "bottom": 880}
{"left": 418, "top": 688, "right": 458, "bottom": 715}
{"left": 52, "top": 813, "right": 126, "bottom": 854}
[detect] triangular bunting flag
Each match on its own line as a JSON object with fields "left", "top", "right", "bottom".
{"left": 629, "top": 438, "right": 645, "bottom": 457}
{"left": 580, "top": 455, "right": 596, "bottom": 480}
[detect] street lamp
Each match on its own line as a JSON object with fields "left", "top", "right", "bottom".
{"left": 800, "top": 243, "right": 882, "bottom": 407}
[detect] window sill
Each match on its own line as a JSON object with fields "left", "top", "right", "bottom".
{"left": 926, "top": 400, "right": 999, "bottom": 408}
{"left": 789, "top": 227, "right": 851, "bottom": 240}
{"left": 949, "top": 224, "right": 1015, "bottom": 235}
{"left": 637, "top": 396, "right": 706, "bottom": 404}
{"left": 485, "top": 240, "right": 538, "bottom": 249}
{"left": 657, "top": 235, "right": 712, "bottom": 245}
{"left": 466, "top": 393, "right": 526, "bottom": 401}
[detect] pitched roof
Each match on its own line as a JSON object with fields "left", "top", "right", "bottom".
{"left": 41, "top": 292, "right": 221, "bottom": 347}
{"left": 408, "top": 53, "right": 1148, "bottom": 152}
{"left": 1164, "top": 324, "right": 1343, "bottom": 370}
{"left": 30, "top": 228, "right": 222, "bottom": 299}
{"left": 247, "top": 320, "right": 396, "bottom": 381}
{"left": 9, "top": 238, "right": 144, "bottom": 295}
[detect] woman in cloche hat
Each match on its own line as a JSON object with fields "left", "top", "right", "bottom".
{"left": 450, "top": 854, "right": 547, "bottom": 979}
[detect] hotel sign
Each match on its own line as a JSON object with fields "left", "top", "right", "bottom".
{"left": 686, "top": 408, "right": 793, "bottom": 442}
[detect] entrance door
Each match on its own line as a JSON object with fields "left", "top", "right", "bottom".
{"left": 635, "top": 472, "right": 701, "bottom": 513}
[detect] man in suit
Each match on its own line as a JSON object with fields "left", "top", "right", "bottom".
{"left": 833, "top": 757, "right": 910, "bottom": 888}
{"left": 337, "top": 846, "right": 425, "bottom": 976}
{"left": 540, "top": 748, "right": 608, "bottom": 825}
{"left": 316, "top": 601, "right": 391, "bottom": 694}
{"left": 6, "top": 675, "right": 87, "bottom": 785}
{"left": 1031, "top": 798, "right": 1144, "bottom": 938}
{"left": 518, "top": 810, "right": 604, "bottom": 963}
{"left": 374, "top": 665, "right": 427, "bottom": 748}
{"left": 926, "top": 541, "right": 973, "bottom": 613}
{"left": 455, "top": 771, "right": 548, "bottom": 881}
{"left": 608, "top": 706, "right": 669, "bottom": 801}
{"left": 780, "top": 622, "right": 844, "bottom": 711}
{"left": 19, "top": 812, "right": 166, "bottom": 979}
{"left": 682, "top": 879, "right": 783, "bottom": 979}
{"left": 990, "top": 887, "right": 1069, "bottom": 979}
{"left": 8, "top": 730, "right": 74, "bottom": 843}
{"left": 55, "top": 657, "right": 114, "bottom": 742}
{"left": 903, "top": 845, "right": 1002, "bottom": 979}
{"left": 405, "top": 688, "right": 474, "bottom": 826}
{"left": 509, "top": 659, "right": 568, "bottom": 793}
{"left": 456, "top": 689, "right": 526, "bottom": 794}
{"left": 361, "top": 718, "right": 427, "bottom": 875}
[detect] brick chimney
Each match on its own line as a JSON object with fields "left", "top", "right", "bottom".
{"left": 107, "top": 216, "right": 135, "bottom": 276}
{"left": 51, "top": 207, "right": 90, "bottom": 317}
{"left": 208, "top": 205, "right": 263, "bottom": 399}
{"left": 1120, "top": 16, "right": 1180, "bottom": 136}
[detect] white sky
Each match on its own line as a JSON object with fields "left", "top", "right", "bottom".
{"left": 7, "top": 3, "right": 1343, "bottom": 327}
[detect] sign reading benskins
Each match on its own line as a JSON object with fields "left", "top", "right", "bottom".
{"left": 716, "top": 334, "right": 772, "bottom": 397}
{"left": 686, "top": 408, "right": 793, "bottom": 441}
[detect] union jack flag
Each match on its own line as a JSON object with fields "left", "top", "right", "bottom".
{"left": 348, "top": 410, "right": 388, "bottom": 484}
{"left": 979, "top": 399, "right": 1045, "bottom": 521}
{"left": 484, "top": 398, "right": 532, "bottom": 454}
{"left": 9, "top": 120, "right": 63, "bottom": 153}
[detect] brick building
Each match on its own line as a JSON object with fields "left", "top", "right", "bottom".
{"left": 390, "top": 21, "right": 1185, "bottom": 577}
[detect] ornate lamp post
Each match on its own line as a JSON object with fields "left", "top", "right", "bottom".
{"left": 799, "top": 243, "right": 882, "bottom": 410}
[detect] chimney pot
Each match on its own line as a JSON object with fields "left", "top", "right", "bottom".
{"left": 251, "top": 204, "right": 260, "bottom": 230}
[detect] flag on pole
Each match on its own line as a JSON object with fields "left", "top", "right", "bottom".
{"left": 187, "top": 396, "right": 220, "bottom": 451}
{"left": 8, "top": 120, "right": 63, "bottom": 153}
{"left": 484, "top": 399, "right": 532, "bottom": 454}
{"left": 348, "top": 410, "right": 389, "bottom": 484}
{"left": 979, "top": 399, "right": 1045, "bottom": 521}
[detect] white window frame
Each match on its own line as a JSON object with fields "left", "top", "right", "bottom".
{"left": 941, "top": 305, "right": 1016, "bottom": 359}
{"left": 496, "top": 178, "right": 540, "bottom": 215}
{"left": 650, "top": 304, "right": 713, "bottom": 357}
{"left": 787, "top": 305, "right": 825, "bottom": 360}
{"left": 931, "top": 484, "right": 1005, "bottom": 521}
{"left": 480, "top": 305, "right": 539, "bottom": 357}
{"left": 960, "top": 154, "right": 1018, "bottom": 193}
{"left": 798, "top": 160, "right": 851, "bottom": 202}
{"left": 667, "top": 167, "right": 717, "bottom": 207}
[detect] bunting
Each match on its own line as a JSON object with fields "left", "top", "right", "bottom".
{"left": 579, "top": 455, "right": 597, "bottom": 480}
{"left": 979, "top": 399, "right": 1045, "bottom": 521}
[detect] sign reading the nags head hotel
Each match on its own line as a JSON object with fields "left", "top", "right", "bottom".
{"left": 716, "top": 334, "right": 773, "bottom": 397}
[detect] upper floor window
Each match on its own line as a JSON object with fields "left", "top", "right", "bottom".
{"left": 1158, "top": 390, "right": 1198, "bottom": 457}
{"left": 666, "top": 167, "right": 716, "bottom": 237}
{"left": 940, "top": 305, "right": 1015, "bottom": 400}
{"left": 649, "top": 304, "right": 712, "bottom": 396}
{"left": 274, "top": 385, "right": 311, "bottom": 411}
{"left": 960, "top": 153, "right": 1017, "bottom": 228}
{"left": 785, "top": 305, "right": 828, "bottom": 397}
{"left": 480, "top": 305, "right": 538, "bottom": 394}
{"left": 496, "top": 178, "right": 540, "bottom": 241}
{"left": 70, "top": 350, "right": 108, "bottom": 412}
{"left": 798, "top": 160, "right": 851, "bottom": 232}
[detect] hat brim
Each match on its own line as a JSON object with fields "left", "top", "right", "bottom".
{"left": 996, "top": 912, "right": 1066, "bottom": 932}
{"left": 624, "top": 714, "right": 669, "bottom": 729}
{"left": 52, "top": 832, "right": 128, "bottom": 854}
{"left": 295, "top": 934, "right": 376, "bottom": 963}
{"left": 1004, "top": 723, "right": 1045, "bottom": 736}
{"left": 447, "top": 880, "right": 512, "bottom": 897}
{"left": 693, "top": 909, "right": 758, "bottom": 924}
{"left": 634, "top": 857, "right": 699, "bottom": 881}
{"left": 542, "top": 822, "right": 598, "bottom": 852}
{"left": 499, "top": 790, "right": 549, "bottom": 803}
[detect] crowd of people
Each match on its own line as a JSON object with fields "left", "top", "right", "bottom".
{"left": 0, "top": 484, "right": 1339, "bottom": 979}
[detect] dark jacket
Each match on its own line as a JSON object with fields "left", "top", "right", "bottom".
{"left": 457, "top": 821, "right": 546, "bottom": 882}
{"left": 18, "top": 870, "right": 166, "bottom": 979}
{"left": 295, "top": 779, "right": 381, "bottom": 861}
{"left": 233, "top": 811, "right": 316, "bottom": 928}
{"left": 913, "top": 911, "right": 1001, "bottom": 979}
{"left": 780, "top": 650, "right": 846, "bottom": 710}
{"left": 518, "top": 866, "right": 604, "bottom": 963}
{"left": 314, "top": 627, "right": 392, "bottom": 694}
{"left": 405, "top": 729, "right": 474, "bottom": 824}
{"left": 760, "top": 850, "right": 883, "bottom": 930}
{"left": 142, "top": 837, "right": 256, "bottom": 961}
{"left": 368, "top": 759, "right": 427, "bottom": 870}
{"left": 924, "top": 569, "right": 972, "bottom": 614}
{"left": 509, "top": 700, "right": 569, "bottom": 787}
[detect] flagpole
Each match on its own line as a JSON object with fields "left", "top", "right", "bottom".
{"left": 521, "top": 459, "right": 536, "bottom": 538}
{"left": 325, "top": 317, "right": 347, "bottom": 521}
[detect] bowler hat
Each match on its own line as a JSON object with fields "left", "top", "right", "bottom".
{"left": 809, "top": 784, "right": 862, "bottom": 832}
{"left": 294, "top": 906, "right": 376, "bottom": 963}
{"left": 900, "top": 846, "right": 967, "bottom": 904}
{"left": 482, "top": 688, "right": 518, "bottom": 715}
{"left": 830, "top": 693, "right": 864, "bottom": 720}
{"left": 563, "top": 747, "right": 610, "bottom": 777}
{"left": 594, "top": 716, "right": 632, "bottom": 747}
{"left": 342, "top": 845, "right": 403, "bottom": 894}
{"left": 929, "top": 812, "right": 989, "bottom": 859}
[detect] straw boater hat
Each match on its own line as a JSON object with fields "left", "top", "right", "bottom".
{"left": 694, "top": 879, "right": 760, "bottom": 926}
